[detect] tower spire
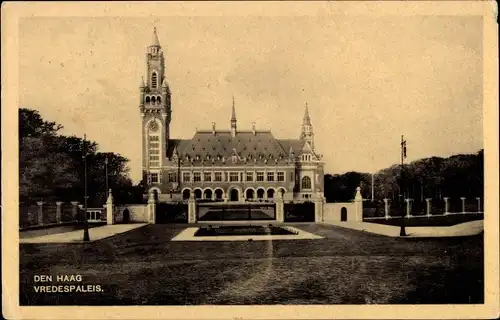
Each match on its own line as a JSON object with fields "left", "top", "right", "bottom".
{"left": 300, "top": 102, "right": 314, "bottom": 151}
{"left": 303, "top": 102, "right": 311, "bottom": 125}
{"left": 151, "top": 26, "right": 160, "bottom": 47}
{"left": 231, "top": 95, "right": 237, "bottom": 137}
{"left": 231, "top": 95, "right": 236, "bottom": 121}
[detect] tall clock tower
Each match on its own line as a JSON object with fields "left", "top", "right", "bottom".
{"left": 139, "top": 27, "right": 172, "bottom": 187}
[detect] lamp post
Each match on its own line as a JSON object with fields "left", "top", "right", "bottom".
{"left": 399, "top": 135, "right": 407, "bottom": 236}
{"left": 82, "top": 134, "right": 90, "bottom": 242}
{"left": 105, "top": 155, "right": 109, "bottom": 200}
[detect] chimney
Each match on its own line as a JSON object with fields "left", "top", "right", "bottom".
{"left": 212, "top": 122, "right": 216, "bottom": 135}
{"left": 252, "top": 122, "right": 256, "bottom": 135}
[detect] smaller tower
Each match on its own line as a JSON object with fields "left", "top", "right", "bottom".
{"left": 231, "top": 95, "right": 237, "bottom": 138}
{"left": 300, "top": 102, "right": 315, "bottom": 151}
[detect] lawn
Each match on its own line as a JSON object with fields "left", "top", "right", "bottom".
{"left": 364, "top": 213, "right": 483, "bottom": 227}
{"left": 19, "top": 223, "right": 483, "bottom": 305}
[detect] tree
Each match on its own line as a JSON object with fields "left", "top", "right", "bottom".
{"left": 324, "top": 150, "right": 484, "bottom": 203}
{"left": 19, "top": 108, "right": 135, "bottom": 205}
{"left": 19, "top": 108, "right": 62, "bottom": 139}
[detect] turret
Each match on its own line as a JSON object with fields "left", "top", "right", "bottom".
{"left": 230, "top": 95, "right": 237, "bottom": 138}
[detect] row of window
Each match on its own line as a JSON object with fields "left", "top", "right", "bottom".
{"left": 301, "top": 154, "right": 313, "bottom": 161}
{"left": 149, "top": 172, "right": 313, "bottom": 190}
{"left": 181, "top": 171, "right": 287, "bottom": 183}
{"left": 145, "top": 95, "right": 162, "bottom": 104}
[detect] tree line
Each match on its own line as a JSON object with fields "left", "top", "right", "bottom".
{"left": 20, "top": 108, "right": 483, "bottom": 206}
{"left": 324, "top": 150, "right": 483, "bottom": 203}
{"left": 19, "top": 108, "right": 144, "bottom": 205}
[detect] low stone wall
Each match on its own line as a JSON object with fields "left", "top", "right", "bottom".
{"left": 323, "top": 202, "right": 358, "bottom": 222}
{"left": 114, "top": 204, "right": 149, "bottom": 223}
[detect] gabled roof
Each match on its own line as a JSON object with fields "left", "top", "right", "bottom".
{"left": 277, "top": 139, "right": 305, "bottom": 156}
{"left": 166, "top": 131, "right": 305, "bottom": 165}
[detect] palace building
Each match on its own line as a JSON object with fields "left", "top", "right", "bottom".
{"left": 140, "top": 28, "right": 325, "bottom": 203}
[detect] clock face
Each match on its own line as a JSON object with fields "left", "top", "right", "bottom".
{"left": 149, "top": 121, "right": 159, "bottom": 132}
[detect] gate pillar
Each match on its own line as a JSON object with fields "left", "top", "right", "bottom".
{"left": 188, "top": 193, "right": 197, "bottom": 223}
{"left": 106, "top": 189, "right": 115, "bottom": 225}
{"left": 148, "top": 190, "right": 156, "bottom": 224}
{"left": 276, "top": 193, "right": 284, "bottom": 223}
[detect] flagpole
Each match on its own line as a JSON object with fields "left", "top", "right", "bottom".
{"left": 105, "top": 155, "right": 109, "bottom": 200}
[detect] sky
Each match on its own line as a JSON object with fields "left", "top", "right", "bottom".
{"left": 19, "top": 15, "right": 483, "bottom": 183}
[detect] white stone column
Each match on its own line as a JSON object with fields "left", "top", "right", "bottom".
{"left": 425, "top": 198, "right": 432, "bottom": 217}
{"left": 55, "top": 201, "right": 63, "bottom": 224}
{"left": 148, "top": 191, "right": 156, "bottom": 224}
{"left": 383, "top": 198, "right": 390, "bottom": 220}
{"left": 276, "top": 192, "right": 284, "bottom": 223}
{"left": 354, "top": 186, "right": 363, "bottom": 222}
{"left": 314, "top": 195, "right": 324, "bottom": 222}
{"left": 461, "top": 197, "right": 466, "bottom": 213}
{"left": 476, "top": 197, "right": 481, "bottom": 212}
{"left": 443, "top": 197, "right": 449, "bottom": 215}
{"left": 188, "top": 193, "right": 196, "bottom": 223}
{"left": 405, "top": 198, "right": 413, "bottom": 218}
{"left": 106, "top": 189, "right": 114, "bottom": 225}
{"left": 36, "top": 201, "right": 44, "bottom": 225}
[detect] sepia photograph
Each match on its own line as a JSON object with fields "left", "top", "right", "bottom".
{"left": 2, "top": 1, "right": 499, "bottom": 319}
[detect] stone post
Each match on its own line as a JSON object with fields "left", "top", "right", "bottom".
{"left": 354, "top": 187, "right": 363, "bottom": 222}
{"left": 188, "top": 193, "right": 196, "bottom": 223}
{"left": 314, "top": 195, "right": 324, "bottom": 223}
{"left": 36, "top": 201, "right": 44, "bottom": 225}
{"left": 443, "top": 197, "right": 449, "bottom": 215}
{"left": 70, "top": 201, "right": 79, "bottom": 221}
{"left": 55, "top": 201, "right": 63, "bottom": 224}
{"left": 276, "top": 192, "right": 284, "bottom": 223}
{"left": 106, "top": 189, "right": 114, "bottom": 225}
{"left": 460, "top": 197, "right": 466, "bottom": 213}
{"left": 383, "top": 198, "right": 390, "bottom": 220}
{"left": 148, "top": 190, "right": 156, "bottom": 224}
{"left": 476, "top": 197, "right": 481, "bottom": 212}
{"left": 405, "top": 198, "right": 413, "bottom": 218}
{"left": 425, "top": 198, "right": 431, "bottom": 218}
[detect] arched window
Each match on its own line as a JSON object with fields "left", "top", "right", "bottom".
{"left": 146, "top": 96, "right": 150, "bottom": 103}
{"left": 151, "top": 72, "right": 158, "bottom": 88}
{"left": 301, "top": 176, "right": 312, "bottom": 190}
{"left": 157, "top": 96, "right": 162, "bottom": 104}
{"left": 151, "top": 96, "right": 156, "bottom": 104}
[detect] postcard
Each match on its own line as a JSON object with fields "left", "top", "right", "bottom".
{"left": 2, "top": 1, "right": 499, "bottom": 319}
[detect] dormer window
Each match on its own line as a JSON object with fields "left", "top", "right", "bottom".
{"left": 232, "top": 155, "right": 238, "bottom": 163}
{"left": 196, "top": 155, "right": 200, "bottom": 160}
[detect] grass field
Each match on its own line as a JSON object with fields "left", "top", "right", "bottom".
{"left": 364, "top": 213, "right": 483, "bottom": 227}
{"left": 19, "top": 223, "right": 483, "bottom": 305}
